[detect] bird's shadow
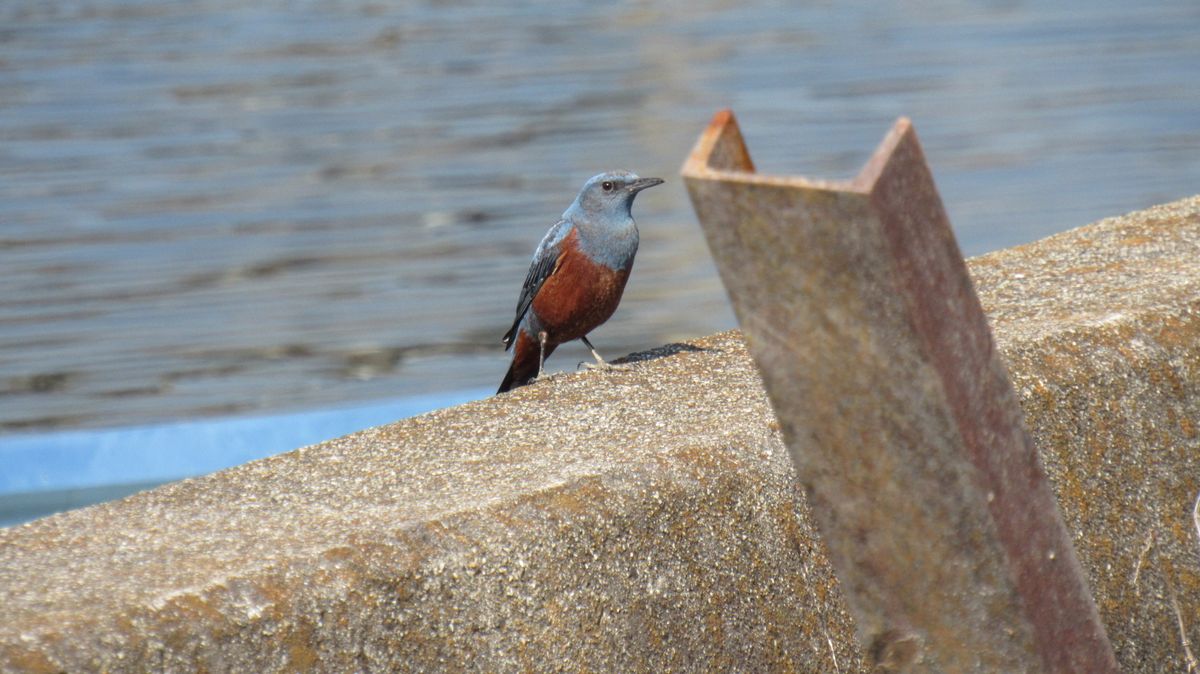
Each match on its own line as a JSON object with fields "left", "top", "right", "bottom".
{"left": 611, "top": 342, "right": 712, "bottom": 365}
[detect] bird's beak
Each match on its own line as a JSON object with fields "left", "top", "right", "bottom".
{"left": 627, "top": 177, "right": 665, "bottom": 194}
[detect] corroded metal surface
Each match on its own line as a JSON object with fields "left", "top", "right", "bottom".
{"left": 683, "top": 110, "right": 1118, "bottom": 672}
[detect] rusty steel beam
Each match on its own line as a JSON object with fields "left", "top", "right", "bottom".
{"left": 681, "top": 110, "right": 1117, "bottom": 673}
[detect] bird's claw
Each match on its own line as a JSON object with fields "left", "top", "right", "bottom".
{"left": 578, "top": 360, "right": 627, "bottom": 372}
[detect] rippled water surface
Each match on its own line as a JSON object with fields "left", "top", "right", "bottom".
{"left": 3, "top": 0, "right": 1199, "bottom": 431}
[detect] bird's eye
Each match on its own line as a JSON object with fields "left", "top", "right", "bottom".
{"left": 601, "top": 181, "right": 614, "bottom": 192}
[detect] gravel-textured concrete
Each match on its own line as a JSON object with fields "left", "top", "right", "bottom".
{"left": 971, "top": 195, "right": 1200, "bottom": 672}
{"left": 2, "top": 196, "right": 1199, "bottom": 672}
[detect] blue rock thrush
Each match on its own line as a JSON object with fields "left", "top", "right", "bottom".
{"left": 497, "top": 171, "right": 664, "bottom": 393}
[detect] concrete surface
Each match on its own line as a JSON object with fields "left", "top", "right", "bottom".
{"left": 2, "top": 196, "right": 1199, "bottom": 672}
{"left": 972, "top": 195, "right": 1200, "bottom": 672}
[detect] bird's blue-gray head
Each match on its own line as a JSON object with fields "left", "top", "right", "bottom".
{"left": 563, "top": 171, "right": 664, "bottom": 223}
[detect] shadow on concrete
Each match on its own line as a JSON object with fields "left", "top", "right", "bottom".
{"left": 614, "top": 342, "right": 710, "bottom": 365}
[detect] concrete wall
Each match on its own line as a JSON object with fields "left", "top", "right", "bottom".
{"left": 2, "top": 196, "right": 1198, "bottom": 672}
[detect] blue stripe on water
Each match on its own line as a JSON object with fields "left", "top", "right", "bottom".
{"left": 0, "top": 388, "right": 492, "bottom": 527}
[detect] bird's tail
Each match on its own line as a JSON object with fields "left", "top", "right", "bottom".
{"left": 497, "top": 329, "right": 556, "bottom": 394}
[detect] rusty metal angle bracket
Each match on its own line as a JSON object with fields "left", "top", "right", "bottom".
{"left": 682, "top": 109, "right": 1117, "bottom": 673}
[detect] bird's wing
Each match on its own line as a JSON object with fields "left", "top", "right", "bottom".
{"left": 503, "top": 220, "right": 572, "bottom": 350}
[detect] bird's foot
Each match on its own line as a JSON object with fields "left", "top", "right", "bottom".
{"left": 578, "top": 359, "right": 628, "bottom": 372}
{"left": 533, "top": 370, "right": 563, "bottom": 384}
{"left": 578, "top": 337, "right": 627, "bottom": 372}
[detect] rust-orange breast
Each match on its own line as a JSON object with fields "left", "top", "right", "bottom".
{"left": 531, "top": 230, "right": 631, "bottom": 342}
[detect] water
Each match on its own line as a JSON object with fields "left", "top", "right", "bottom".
{"left": 0, "top": 387, "right": 490, "bottom": 526}
{"left": 3, "top": 0, "right": 1199, "bottom": 433}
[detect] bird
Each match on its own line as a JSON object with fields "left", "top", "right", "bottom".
{"left": 497, "top": 171, "right": 664, "bottom": 394}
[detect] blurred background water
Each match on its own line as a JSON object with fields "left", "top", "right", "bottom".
{"left": 2, "top": 1, "right": 1199, "bottom": 437}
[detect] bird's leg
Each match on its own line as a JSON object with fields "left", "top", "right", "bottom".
{"left": 537, "top": 330, "right": 549, "bottom": 378}
{"left": 580, "top": 335, "right": 608, "bottom": 368}
{"left": 579, "top": 335, "right": 629, "bottom": 372}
